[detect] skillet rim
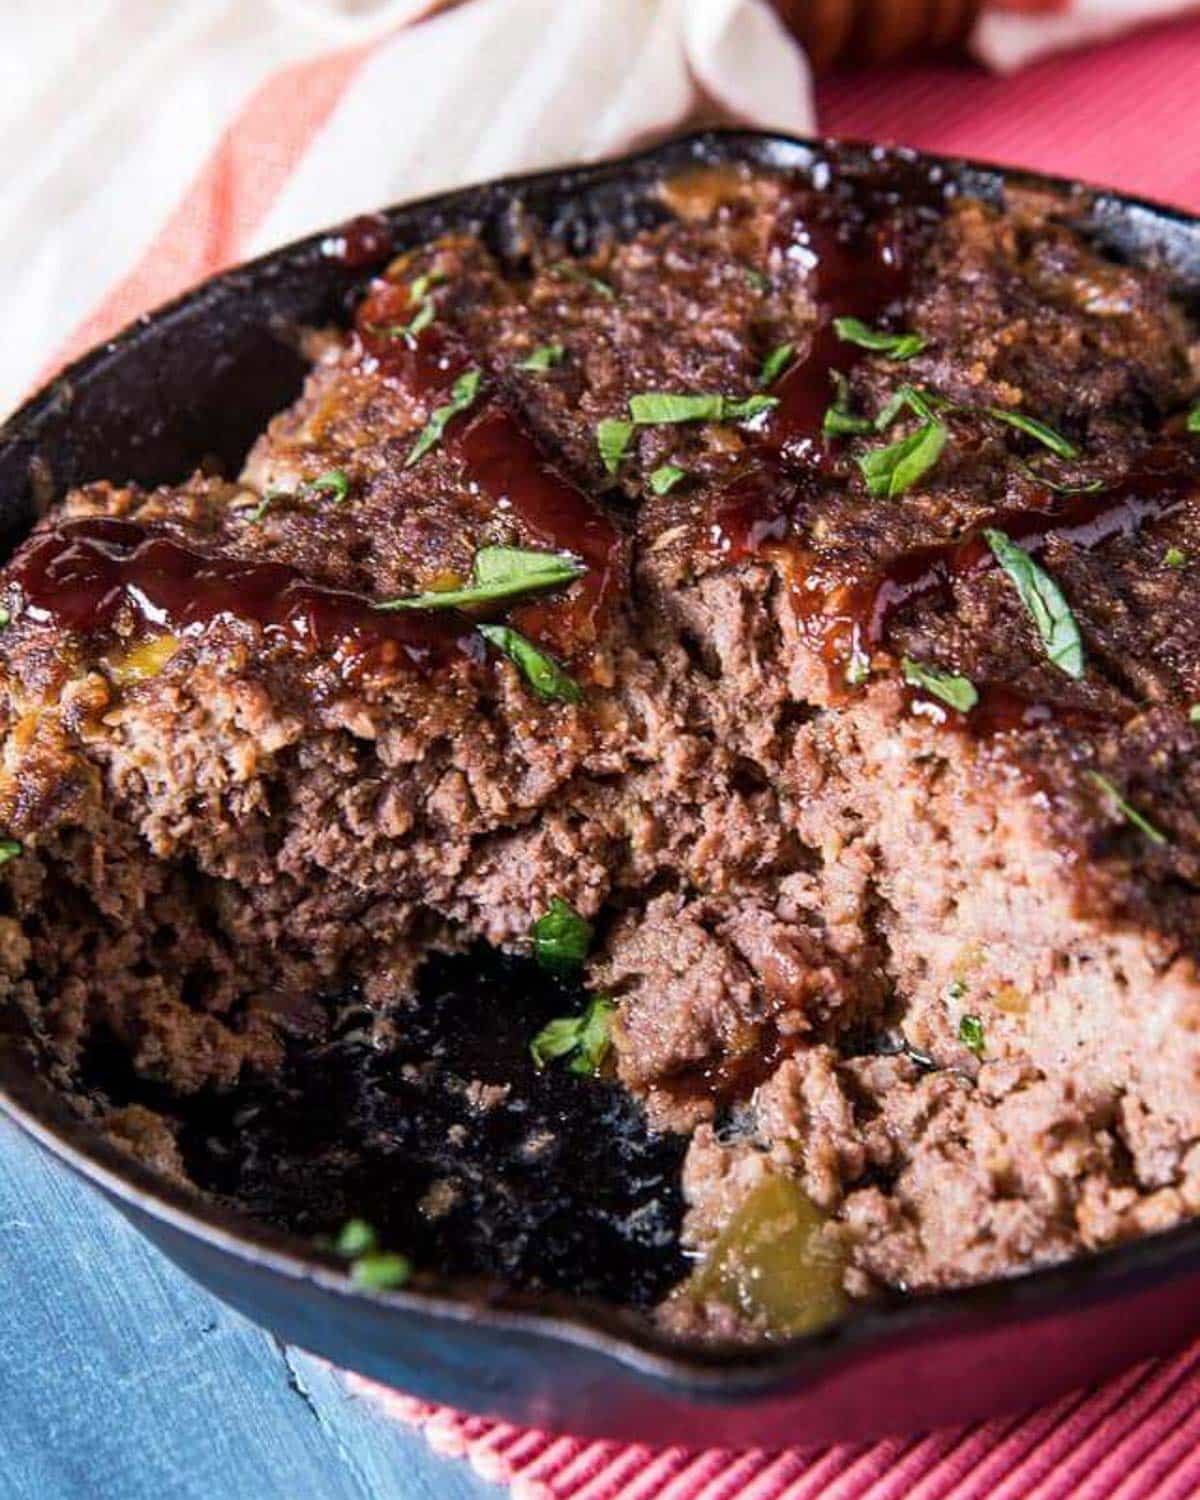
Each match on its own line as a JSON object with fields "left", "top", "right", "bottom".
{"left": 2, "top": 125, "right": 1200, "bottom": 1398}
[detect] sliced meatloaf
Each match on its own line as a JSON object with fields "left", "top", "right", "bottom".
{"left": 2, "top": 154, "right": 1198, "bottom": 1334}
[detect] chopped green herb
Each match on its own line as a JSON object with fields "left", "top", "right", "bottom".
{"left": 1086, "top": 771, "right": 1167, "bottom": 846}
{"left": 857, "top": 419, "right": 948, "bottom": 497}
{"left": 303, "top": 469, "right": 351, "bottom": 504}
{"left": 377, "top": 546, "right": 583, "bottom": 612}
{"left": 958, "top": 1014, "right": 986, "bottom": 1057}
{"left": 406, "top": 368, "right": 482, "bottom": 467}
{"left": 531, "top": 995, "right": 616, "bottom": 1076}
{"left": 648, "top": 464, "right": 686, "bottom": 495}
{"left": 408, "top": 270, "right": 445, "bottom": 302}
{"left": 1165, "top": 546, "right": 1188, "bottom": 568}
{"left": 984, "top": 529, "right": 1084, "bottom": 679}
{"left": 597, "top": 418, "right": 634, "bottom": 475}
{"left": 758, "top": 344, "right": 795, "bottom": 388}
{"left": 0, "top": 839, "right": 21, "bottom": 866}
{"left": 824, "top": 405, "right": 874, "bottom": 437}
{"left": 1191, "top": 705, "right": 1200, "bottom": 722}
{"left": 477, "top": 623, "right": 582, "bottom": 704}
{"left": 744, "top": 267, "right": 770, "bottom": 293}
{"left": 517, "top": 342, "right": 566, "bottom": 372}
{"left": 1188, "top": 405, "right": 1200, "bottom": 432}
{"left": 249, "top": 487, "right": 290, "bottom": 524}
{"left": 1016, "top": 460, "right": 1105, "bottom": 495}
{"left": 0, "top": 606, "right": 10, "bottom": 629}
{"left": 833, "top": 317, "right": 926, "bottom": 360}
{"left": 551, "top": 262, "right": 614, "bottom": 299}
{"left": 986, "top": 407, "right": 1078, "bottom": 459}
{"left": 351, "top": 1252, "right": 412, "bottom": 1291}
{"left": 874, "top": 384, "right": 939, "bottom": 430}
{"left": 901, "top": 657, "right": 979, "bottom": 714}
{"left": 531, "top": 897, "right": 593, "bottom": 976}
{"left": 845, "top": 643, "right": 871, "bottom": 687}
{"left": 334, "top": 1219, "right": 379, "bottom": 1257}
{"left": 628, "top": 392, "right": 778, "bottom": 426}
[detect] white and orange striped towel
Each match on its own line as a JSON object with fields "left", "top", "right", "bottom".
{"left": 5, "top": 0, "right": 1199, "bottom": 417}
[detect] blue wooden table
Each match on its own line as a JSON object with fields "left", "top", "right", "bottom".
{"left": 0, "top": 1117, "right": 499, "bottom": 1499}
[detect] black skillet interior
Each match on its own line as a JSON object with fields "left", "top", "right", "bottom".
{"left": 4, "top": 130, "right": 1200, "bottom": 1447}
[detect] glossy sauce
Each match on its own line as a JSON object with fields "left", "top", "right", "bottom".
{"left": 804, "top": 445, "right": 1196, "bottom": 663}
{"left": 321, "top": 213, "right": 394, "bottom": 269}
{"left": 10, "top": 517, "right": 476, "bottom": 675}
{"left": 357, "top": 280, "right": 624, "bottom": 652}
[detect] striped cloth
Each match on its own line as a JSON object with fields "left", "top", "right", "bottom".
{"left": 10, "top": 3, "right": 1200, "bottom": 1494}
{"left": 345, "top": 1337, "right": 1200, "bottom": 1497}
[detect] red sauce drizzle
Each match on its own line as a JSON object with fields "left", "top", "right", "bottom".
{"left": 10, "top": 517, "right": 475, "bottom": 674}
{"left": 357, "top": 280, "right": 625, "bottom": 654}
{"left": 807, "top": 445, "right": 1196, "bottom": 663}
{"left": 321, "top": 213, "right": 393, "bottom": 269}
{"left": 708, "top": 205, "right": 913, "bottom": 564}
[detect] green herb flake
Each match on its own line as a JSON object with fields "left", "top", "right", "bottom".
{"left": 597, "top": 418, "right": 634, "bottom": 475}
{"left": 984, "top": 529, "right": 1085, "bottom": 680}
{"left": 1086, "top": 771, "right": 1167, "bottom": 847}
{"left": 833, "top": 317, "right": 926, "bottom": 360}
{"left": 759, "top": 344, "right": 795, "bottom": 388}
{"left": 303, "top": 469, "right": 350, "bottom": 504}
{"left": 986, "top": 407, "right": 1078, "bottom": 459}
{"left": 334, "top": 1218, "right": 379, "bottom": 1258}
{"left": 1191, "top": 705, "right": 1200, "bottom": 723}
{"left": 477, "top": 623, "right": 582, "bottom": 704}
{"left": 351, "top": 1252, "right": 413, "bottom": 1291}
{"left": 648, "top": 464, "right": 686, "bottom": 495}
{"left": 408, "top": 270, "right": 445, "bottom": 303}
{"left": 958, "top": 1013, "right": 986, "bottom": 1057}
{"left": 0, "top": 839, "right": 22, "bottom": 866}
{"left": 551, "top": 262, "right": 615, "bottom": 300}
{"left": 531, "top": 995, "right": 616, "bottom": 1076}
{"left": 628, "top": 392, "right": 778, "bottom": 426}
{"left": 531, "top": 897, "right": 593, "bottom": 976}
{"left": 0, "top": 606, "right": 10, "bottom": 629}
{"left": 517, "top": 342, "right": 566, "bottom": 372}
{"left": 377, "top": 546, "right": 583, "bottom": 612}
{"left": 901, "top": 657, "right": 979, "bottom": 714}
{"left": 406, "top": 368, "right": 482, "bottom": 467}
{"left": 1165, "top": 546, "right": 1188, "bottom": 568}
{"left": 824, "top": 404, "right": 874, "bottom": 437}
{"left": 1017, "top": 460, "right": 1105, "bottom": 495}
{"left": 744, "top": 267, "right": 769, "bottom": 293}
{"left": 857, "top": 419, "right": 948, "bottom": 498}
{"left": 1187, "top": 405, "right": 1200, "bottom": 432}
{"left": 874, "top": 384, "right": 939, "bottom": 430}
{"left": 946, "top": 978, "right": 968, "bottom": 1001}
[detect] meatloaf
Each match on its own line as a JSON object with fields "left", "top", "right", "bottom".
{"left": 2, "top": 155, "right": 1199, "bottom": 1339}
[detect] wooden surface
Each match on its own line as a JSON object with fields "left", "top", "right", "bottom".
{"left": 0, "top": 1116, "right": 498, "bottom": 1500}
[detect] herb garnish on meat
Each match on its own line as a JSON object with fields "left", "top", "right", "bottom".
{"left": 377, "top": 546, "right": 584, "bottom": 612}
{"left": 406, "top": 369, "right": 482, "bottom": 466}
{"left": 333, "top": 1219, "right": 412, "bottom": 1290}
{"left": 986, "top": 408, "right": 1078, "bottom": 458}
{"left": 0, "top": 840, "right": 21, "bottom": 865}
{"left": 531, "top": 995, "right": 615, "bottom": 1076}
{"left": 477, "top": 624, "right": 582, "bottom": 703}
{"left": 902, "top": 657, "right": 979, "bottom": 713}
{"left": 517, "top": 342, "right": 566, "bottom": 372}
{"left": 649, "top": 464, "right": 686, "bottom": 495}
{"left": 834, "top": 317, "right": 926, "bottom": 360}
{"left": 597, "top": 418, "right": 633, "bottom": 474}
{"left": 984, "top": 529, "right": 1085, "bottom": 679}
{"left": 531, "top": 897, "right": 593, "bottom": 975}
{"left": 628, "top": 392, "right": 778, "bottom": 425}
{"left": 858, "top": 418, "right": 947, "bottom": 497}
{"left": 958, "top": 1014, "right": 986, "bottom": 1056}
{"left": 759, "top": 344, "right": 795, "bottom": 387}
{"left": 1086, "top": 771, "right": 1167, "bottom": 846}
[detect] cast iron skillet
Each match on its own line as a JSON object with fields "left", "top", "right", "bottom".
{"left": 3, "top": 130, "right": 1200, "bottom": 1447}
